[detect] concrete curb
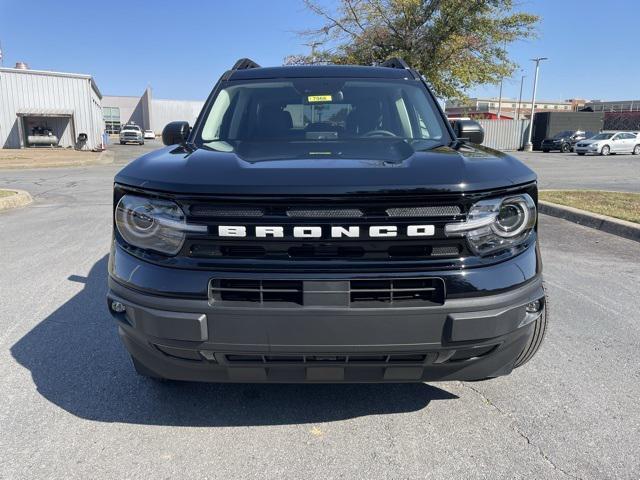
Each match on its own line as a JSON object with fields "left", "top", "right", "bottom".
{"left": 539, "top": 200, "right": 640, "bottom": 243}
{"left": 0, "top": 189, "right": 33, "bottom": 211}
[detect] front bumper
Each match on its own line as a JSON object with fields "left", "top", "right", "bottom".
{"left": 575, "top": 145, "right": 599, "bottom": 154}
{"left": 541, "top": 142, "right": 561, "bottom": 150}
{"left": 108, "top": 243, "right": 545, "bottom": 382}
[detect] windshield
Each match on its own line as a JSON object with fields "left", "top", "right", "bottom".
{"left": 122, "top": 125, "right": 140, "bottom": 131}
{"left": 196, "top": 78, "right": 449, "bottom": 161}
{"left": 552, "top": 130, "right": 573, "bottom": 139}
{"left": 590, "top": 133, "right": 614, "bottom": 140}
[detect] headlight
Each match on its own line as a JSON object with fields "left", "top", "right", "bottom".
{"left": 115, "top": 194, "right": 204, "bottom": 255}
{"left": 445, "top": 193, "right": 536, "bottom": 256}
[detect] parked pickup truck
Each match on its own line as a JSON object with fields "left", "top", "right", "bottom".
{"left": 119, "top": 124, "right": 144, "bottom": 145}
{"left": 108, "top": 58, "right": 547, "bottom": 383}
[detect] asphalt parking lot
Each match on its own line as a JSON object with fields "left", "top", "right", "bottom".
{"left": 512, "top": 150, "right": 640, "bottom": 192}
{"left": 1, "top": 142, "right": 639, "bottom": 479}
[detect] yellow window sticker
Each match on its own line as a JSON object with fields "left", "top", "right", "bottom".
{"left": 307, "top": 95, "right": 333, "bottom": 103}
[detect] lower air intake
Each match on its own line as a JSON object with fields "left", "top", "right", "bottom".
{"left": 349, "top": 278, "right": 445, "bottom": 307}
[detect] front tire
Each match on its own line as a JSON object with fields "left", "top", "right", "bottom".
{"left": 514, "top": 304, "right": 548, "bottom": 368}
{"left": 600, "top": 145, "right": 610, "bottom": 156}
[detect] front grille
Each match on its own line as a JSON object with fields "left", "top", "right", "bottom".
{"left": 287, "top": 208, "right": 364, "bottom": 218}
{"left": 385, "top": 205, "right": 461, "bottom": 217}
{"left": 209, "top": 277, "right": 445, "bottom": 308}
{"left": 181, "top": 195, "right": 467, "bottom": 264}
{"left": 190, "top": 205, "right": 265, "bottom": 217}
{"left": 190, "top": 241, "right": 462, "bottom": 260}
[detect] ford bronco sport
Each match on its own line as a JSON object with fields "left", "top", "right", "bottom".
{"left": 108, "top": 58, "right": 547, "bottom": 383}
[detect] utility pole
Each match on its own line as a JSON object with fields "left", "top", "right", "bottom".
{"left": 497, "top": 78, "right": 503, "bottom": 119}
{"left": 304, "top": 41, "right": 322, "bottom": 64}
{"left": 523, "top": 57, "right": 548, "bottom": 152}
{"left": 516, "top": 74, "right": 525, "bottom": 121}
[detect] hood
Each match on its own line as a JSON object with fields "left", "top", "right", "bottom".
{"left": 114, "top": 143, "right": 537, "bottom": 196}
{"left": 576, "top": 139, "right": 598, "bottom": 145}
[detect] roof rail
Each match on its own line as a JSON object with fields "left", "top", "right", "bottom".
{"left": 231, "top": 58, "right": 261, "bottom": 70}
{"left": 380, "top": 57, "right": 410, "bottom": 70}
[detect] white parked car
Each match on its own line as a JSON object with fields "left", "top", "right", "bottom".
{"left": 574, "top": 131, "right": 640, "bottom": 156}
{"left": 143, "top": 130, "right": 155, "bottom": 140}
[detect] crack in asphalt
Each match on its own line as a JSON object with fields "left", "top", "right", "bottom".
{"left": 460, "top": 382, "right": 583, "bottom": 480}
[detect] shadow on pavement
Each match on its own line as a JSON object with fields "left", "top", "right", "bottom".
{"left": 11, "top": 256, "right": 457, "bottom": 427}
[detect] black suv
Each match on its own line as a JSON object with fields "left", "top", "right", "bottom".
{"left": 541, "top": 130, "right": 594, "bottom": 153}
{"left": 108, "top": 58, "right": 547, "bottom": 383}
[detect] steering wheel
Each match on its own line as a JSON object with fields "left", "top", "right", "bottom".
{"left": 361, "top": 129, "right": 398, "bottom": 138}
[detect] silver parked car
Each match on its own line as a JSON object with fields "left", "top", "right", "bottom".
{"left": 574, "top": 131, "right": 640, "bottom": 156}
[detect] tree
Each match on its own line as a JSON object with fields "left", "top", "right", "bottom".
{"left": 286, "top": 0, "right": 539, "bottom": 99}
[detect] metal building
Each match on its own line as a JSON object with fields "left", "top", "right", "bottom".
{"left": 150, "top": 98, "right": 204, "bottom": 134}
{"left": 0, "top": 65, "right": 103, "bottom": 149}
{"left": 102, "top": 89, "right": 152, "bottom": 134}
{"left": 102, "top": 88, "right": 203, "bottom": 134}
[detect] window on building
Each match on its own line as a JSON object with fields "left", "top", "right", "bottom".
{"left": 104, "top": 107, "right": 121, "bottom": 134}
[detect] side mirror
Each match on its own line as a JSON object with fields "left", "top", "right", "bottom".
{"left": 454, "top": 120, "right": 484, "bottom": 145}
{"left": 162, "top": 121, "right": 190, "bottom": 146}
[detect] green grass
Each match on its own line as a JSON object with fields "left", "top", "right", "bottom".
{"left": 539, "top": 190, "right": 640, "bottom": 224}
{"left": 0, "top": 189, "right": 16, "bottom": 198}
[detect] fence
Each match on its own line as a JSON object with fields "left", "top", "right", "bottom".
{"left": 604, "top": 111, "right": 640, "bottom": 131}
{"left": 477, "top": 119, "right": 530, "bottom": 151}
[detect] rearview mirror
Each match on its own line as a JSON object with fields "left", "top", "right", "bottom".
{"left": 453, "top": 120, "right": 484, "bottom": 145}
{"left": 162, "top": 121, "right": 190, "bottom": 146}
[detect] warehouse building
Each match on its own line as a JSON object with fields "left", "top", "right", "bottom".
{"left": 0, "top": 63, "right": 205, "bottom": 148}
{"left": 0, "top": 65, "right": 104, "bottom": 149}
{"left": 584, "top": 99, "right": 640, "bottom": 112}
{"left": 102, "top": 88, "right": 204, "bottom": 134}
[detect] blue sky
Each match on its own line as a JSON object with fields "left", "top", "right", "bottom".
{"left": 0, "top": 0, "right": 638, "bottom": 102}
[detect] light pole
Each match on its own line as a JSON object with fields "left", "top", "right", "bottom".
{"left": 497, "top": 77, "right": 503, "bottom": 119}
{"left": 516, "top": 74, "right": 525, "bottom": 121}
{"left": 305, "top": 41, "right": 322, "bottom": 64}
{"left": 523, "top": 57, "right": 548, "bottom": 152}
